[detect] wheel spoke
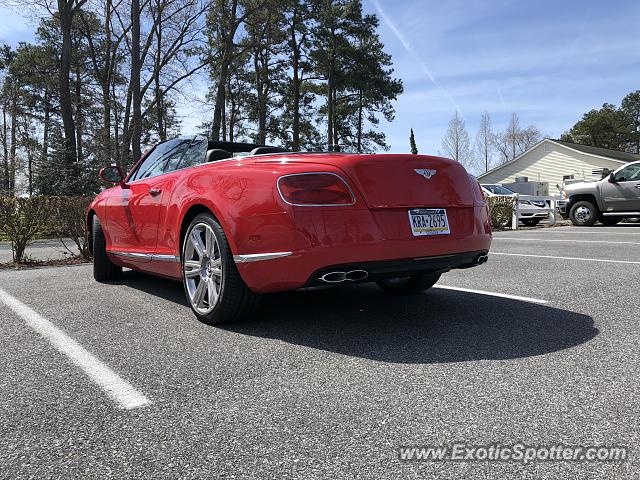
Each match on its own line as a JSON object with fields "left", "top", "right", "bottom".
{"left": 190, "top": 229, "right": 205, "bottom": 257}
{"left": 209, "top": 259, "right": 222, "bottom": 278}
{"left": 207, "top": 280, "right": 219, "bottom": 306}
{"left": 205, "top": 228, "right": 216, "bottom": 256}
{"left": 184, "top": 260, "right": 200, "bottom": 278}
{"left": 192, "top": 279, "right": 207, "bottom": 308}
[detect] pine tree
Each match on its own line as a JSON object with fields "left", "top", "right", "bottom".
{"left": 409, "top": 128, "right": 418, "bottom": 154}
{"left": 311, "top": 0, "right": 402, "bottom": 152}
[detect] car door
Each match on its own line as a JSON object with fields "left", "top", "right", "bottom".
{"left": 601, "top": 163, "right": 640, "bottom": 211}
{"left": 104, "top": 138, "right": 193, "bottom": 260}
{"left": 143, "top": 137, "right": 211, "bottom": 278}
{"left": 153, "top": 136, "right": 210, "bottom": 260}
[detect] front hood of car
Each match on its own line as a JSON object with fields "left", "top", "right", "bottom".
{"left": 564, "top": 181, "right": 599, "bottom": 192}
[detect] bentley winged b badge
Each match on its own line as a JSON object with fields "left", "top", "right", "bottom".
{"left": 414, "top": 168, "right": 437, "bottom": 180}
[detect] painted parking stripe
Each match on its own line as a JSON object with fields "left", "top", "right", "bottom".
{"left": 495, "top": 230, "right": 640, "bottom": 236}
{"left": 433, "top": 285, "right": 547, "bottom": 304}
{"left": 491, "top": 252, "right": 640, "bottom": 265}
{"left": 0, "top": 287, "right": 151, "bottom": 410}
{"left": 494, "top": 237, "right": 640, "bottom": 245}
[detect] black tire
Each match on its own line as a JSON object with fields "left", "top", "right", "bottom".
{"left": 600, "top": 217, "right": 622, "bottom": 226}
{"left": 569, "top": 200, "right": 599, "bottom": 226}
{"left": 376, "top": 272, "right": 441, "bottom": 294}
{"left": 521, "top": 218, "right": 542, "bottom": 227}
{"left": 92, "top": 216, "right": 122, "bottom": 281}
{"left": 181, "top": 213, "right": 260, "bottom": 325}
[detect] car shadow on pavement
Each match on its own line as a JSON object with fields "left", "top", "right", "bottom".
{"left": 225, "top": 284, "right": 599, "bottom": 364}
{"left": 117, "top": 271, "right": 190, "bottom": 306}
{"left": 118, "top": 272, "right": 598, "bottom": 364}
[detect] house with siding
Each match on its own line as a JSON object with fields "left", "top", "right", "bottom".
{"left": 478, "top": 139, "right": 640, "bottom": 196}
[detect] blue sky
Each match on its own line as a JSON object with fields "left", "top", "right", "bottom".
{"left": 367, "top": 0, "right": 639, "bottom": 153}
{"left": 1, "top": 0, "right": 638, "bottom": 155}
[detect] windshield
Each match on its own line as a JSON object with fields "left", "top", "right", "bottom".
{"left": 483, "top": 184, "right": 515, "bottom": 195}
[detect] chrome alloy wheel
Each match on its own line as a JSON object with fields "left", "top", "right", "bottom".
{"left": 574, "top": 206, "right": 592, "bottom": 224}
{"left": 183, "top": 223, "right": 222, "bottom": 314}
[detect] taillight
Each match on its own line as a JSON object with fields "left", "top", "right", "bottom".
{"left": 278, "top": 173, "right": 355, "bottom": 206}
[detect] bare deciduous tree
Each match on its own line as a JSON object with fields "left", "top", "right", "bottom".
{"left": 441, "top": 111, "right": 472, "bottom": 169}
{"left": 494, "top": 112, "right": 542, "bottom": 164}
{"left": 475, "top": 110, "right": 493, "bottom": 173}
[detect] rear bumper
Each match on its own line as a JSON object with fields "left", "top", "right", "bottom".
{"left": 304, "top": 250, "right": 488, "bottom": 287}
{"left": 237, "top": 232, "right": 492, "bottom": 293}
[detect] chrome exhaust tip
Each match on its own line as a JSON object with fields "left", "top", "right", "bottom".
{"left": 318, "top": 269, "right": 369, "bottom": 283}
{"left": 318, "top": 271, "right": 347, "bottom": 283}
{"left": 345, "top": 269, "right": 368, "bottom": 281}
{"left": 475, "top": 254, "right": 489, "bottom": 265}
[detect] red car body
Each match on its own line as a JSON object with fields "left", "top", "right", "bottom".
{"left": 88, "top": 141, "right": 491, "bottom": 297}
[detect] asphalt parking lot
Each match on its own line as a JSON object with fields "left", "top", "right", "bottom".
{"left": 1, "top": 225, "right": 639, "bottom": 479}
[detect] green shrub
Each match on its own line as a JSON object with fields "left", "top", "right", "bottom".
{"left": 51, "top": 196, "right": 93, "bottom": 260}
{"left": 0, "top": 196, "right": 56, "bottom": 262}
{"left": 0, "top": 196, "right": 93, "bottom": 263}
{"left": 486, "top": 196, "right": 516, "bottom": 230}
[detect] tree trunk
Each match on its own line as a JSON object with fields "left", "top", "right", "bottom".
{"left": 28, "top": 144, "right": 33, "bottom": 196}
{"left": 42, "top": 87, "right": 51, "bottom": 163}
{"left": 121, "top": 86, "right": 132, "bottom": 165}
{"left": 332, "top": 87, "right": 338, "bottom": 149}
{"left": 291, "top": 55, "right": 300, "bottom": 150}
{"left": 102, "top": 0, "right": 113, "bottom": 165}
{"left": 131, "top": 0, "right": 142, "bottom": 162}
{"left": 1, "top": 98, "right": 9, "bottom": 193}
{"left": 327, "top": 23, "right": 336, "bottom": 150}
{"left": 227, "top": 74, "right": 235, "bottom": 142}
{"left": 211, "top": 0, "right": 239, "bottom": 141}
{"left": 154, "top": 0, "right": 165, "bottom": 140}
{"left": 253, "top": 48, "right": 267, "bottom": 145}
{"left": 9, "top": 88, "right": 17, "bottom": 195}
{"left": 327, "top": 70, "right": 334, "bottom": 149}
{"left": 58, "top": 1, "right": 78, "bottom": 165}
{"left": 75, "top": 63, "right": 84, "bottom": 163}
{"left": 112, "top": 81, "right": 121, "bottom": 168}
{"left": 357, "top": 89, "right": 363, "bottom": 153}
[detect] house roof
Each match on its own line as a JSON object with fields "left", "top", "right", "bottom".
{"left": 552, "top": 139, "right": 640, "bottom": 163}
{"left": 477, "top": 138, "right": 636, "bottom": 180}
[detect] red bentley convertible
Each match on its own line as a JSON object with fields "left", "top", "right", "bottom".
{"left": 88, "top": 136, "right": 492, "bottom": 324}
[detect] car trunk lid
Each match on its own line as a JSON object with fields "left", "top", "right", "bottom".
{"left": 255, "top": 153, "right": 474, "bottom": 209}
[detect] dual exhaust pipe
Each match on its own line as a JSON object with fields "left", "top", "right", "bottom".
{"left": 475, "top": 254, "right": 489, "bottom": 265}
{"left": 318, "top": 269, "right": 369, "bottom": 284}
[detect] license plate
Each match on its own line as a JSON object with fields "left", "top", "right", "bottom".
{"left": 408, "top": 208, "right": 450, "bottom": 236}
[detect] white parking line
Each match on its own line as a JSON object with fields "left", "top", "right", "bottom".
{"left": 433, "top": 285, "right": 547, "bottom": 304}
{"left": 495, "top": 230, "right": 640, "bottom": 236}
{"left": 494, "top": 237, "right": 640, "bottom": 245}
{"left": 491, "top": 252, "right": 640, "bottom": 265}
{"left": 0, "top": 287, "right": 151, "bottom": 410}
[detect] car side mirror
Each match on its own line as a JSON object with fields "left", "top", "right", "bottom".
{"left": 609, "top": 172, "right": 617, "bottom": 183}
{"left": 99, "top": 165, "right": 125, "bottom": 185}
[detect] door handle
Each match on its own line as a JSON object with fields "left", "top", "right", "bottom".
{"left": 635, "top": 185, "right": 640, "bottom": 189}
{"left": 149, "top": 188, "right": 162, "bottom": 197}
